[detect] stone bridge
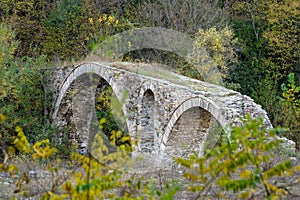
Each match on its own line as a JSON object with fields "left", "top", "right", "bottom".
{"left": 51, "top": 62, "right": 271, "bottom": 158}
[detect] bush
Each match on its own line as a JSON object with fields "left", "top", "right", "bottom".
{"left": 0, "top": 22, "right": 57, "bottom": 150}
{"left": 176, "top": 116, "right": 300, "bottom": 199}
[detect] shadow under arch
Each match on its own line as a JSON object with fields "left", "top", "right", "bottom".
{"left": 138, "top": 89, "right": 155, "bottom": 152}
{"left": 159, "top": 96, "right": 229, "bottom": 155}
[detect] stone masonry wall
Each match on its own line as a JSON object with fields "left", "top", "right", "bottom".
{"left": 51, "top": 62, "right": 274, "bottom": 156}
{"left": 164, "top": 107, "right": 212, "bottom": 159}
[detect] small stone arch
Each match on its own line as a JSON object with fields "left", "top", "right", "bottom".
{"left": 138, "top": 82, "right": 156, "bottom": 100}
{"left": 139, "top": 89, "right": 155, "bottom": 152}
{"left": 159, "top": 96, "right": 228, "bottom": 154}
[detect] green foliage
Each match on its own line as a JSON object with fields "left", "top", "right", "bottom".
{"left": 228, "top": 18, "right": 268, "bottom": 95}
{"left": 0, "top": 22, "right": 19, "bottom": 67}
{"left": 281, "top": 73, "right": 300, "bottom": 109}
{"left": 0, "top": 23, "right": 46, "bottom": 143}
{"left": 0, "top": 0, "right": 52, "bottom": 58}
{"left": 278, "top": 73, "right": 300, "bottom": 148}
{"left": 259, "top": 0, "right": 299, "bottom": 76}
{"left": 1, "top": 120, "right": 178, "bottom": 199}
{"left": 188, "top": 26, "right": 239, "bottom": 85}
{"left": 0, "top": 0, "right": 131, "bottom": 60}
{"left": 251, "top": 73, "right": 300, "bottom": 149}
{"left": 0, "top": 22, "right": 65, "bottom": 156}
{"left": 42, "top": 0, "right": 93, "bottom": 60}
{"left": 0, "top": 54, "right": 51, "bottom": 142}
{"left": 228, "top": 0, "right": 300, "bottom": 147}
{"left": 176, "top": 116, "right": 300, "bottom": 199}
{"left": 96, "top": 86, "right": 131, "bottom": 150}
{"left": 229, "top": 0, "right": 299, "bottom": 95}
{"left": 231, "top": 0, "right": 299, "bottom": 69}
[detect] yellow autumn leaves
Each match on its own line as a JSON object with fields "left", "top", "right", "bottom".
{"left": 0, "top": 23, "right": 18, "bottom": 68}
{"left": 14, "top": 126, "right": 57, "bottom": 159}
{"left": 0, "top": 113, "right": 6, "bottom": 123}
{"left": 193, "top": 26, "right": 238, "bottom": 78}
{"left": 187, "top": 26, "right": 238, "bottom": 85}
{"left": 89, "top": 14, "right": 119, "bottom": 27}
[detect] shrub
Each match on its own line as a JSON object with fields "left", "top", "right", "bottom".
{"left": 176, "top": 116, "right": 300, "bottom": 199}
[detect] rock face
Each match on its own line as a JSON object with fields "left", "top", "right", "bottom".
{"left": 50, "top": 62, "right": 273, "bottom": 157}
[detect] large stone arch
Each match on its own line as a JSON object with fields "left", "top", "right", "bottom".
{"left": 53, "top": 63, "right": 128, "bottom": 120}
{"left": 159, "top": 96, "right": 227, "bottom": 153}
{"left": 52, "top": 63, "right": 132, "bottom": 152}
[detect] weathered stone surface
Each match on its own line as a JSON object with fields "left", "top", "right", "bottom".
{"left": 50, "top": 62, "right": 274, "bottom": 158}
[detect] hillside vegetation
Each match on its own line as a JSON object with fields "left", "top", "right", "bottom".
{"left": 0, "top": 0, "right": 299, "bottom": 199}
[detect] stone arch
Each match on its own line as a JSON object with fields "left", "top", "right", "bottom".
{"left": 163, "top": 107, "right": 213, "bottom": 158}
{"left": 52, "top": 63, "right": 132, "bottom": 151}
{"left": 139, "top": 89, "right": 155, "bottom": 152}
{"left": 53, "top": 63, "right": 129, "bottom": 124}
{"left": 159, "top": 96, "right": 228, "bottom": 153}
{"left": 138, "top": 82, "right": 156, "bottom": 100}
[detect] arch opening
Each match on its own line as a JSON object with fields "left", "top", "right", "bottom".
{"left": 54, "top": 65, "right": 132, "bottom": 154}
{"left": 164, "top": 106, "right": 222, "bottom": 158}
{"left": 139, "top": 89, "right": 155, "bottom": 152}
{"left": 94, "top": 77, "right": 131, "bottom": 152}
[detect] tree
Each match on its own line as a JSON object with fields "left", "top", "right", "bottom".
{"left": 279, "top": 73, "right": 300, "bottom": 148}
{"left": 230, "top": 0, "right": 299, "bottom": 80}
{"left": 227, "top": 0, "right": 300, "bottom": 146}
{"left": 0, "top": 0, "right": 54, "bottom": 58}
{"left": 140, "top": 0, "right": 229, "bottom": 35}
{"left": 0, "top": 22, "right": 54, "bottom": 147}
{"left": 188, "top": 26, "right": 239, "bottom": 86}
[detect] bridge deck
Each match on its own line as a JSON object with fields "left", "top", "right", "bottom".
{"left": 102, "top": 62, "right": 237, "bottom": 95}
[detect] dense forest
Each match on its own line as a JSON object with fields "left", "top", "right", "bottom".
{"left": 0, "top": 0, "right": 299, "bottom": 199}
